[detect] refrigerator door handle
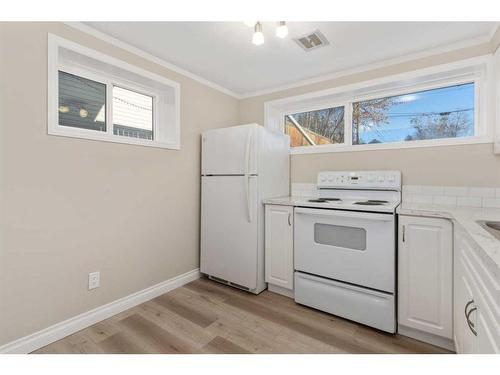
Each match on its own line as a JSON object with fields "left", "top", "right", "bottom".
{"left": 244, "top": 131, "right": 252, "bottom": 175}
{"left": 244, "top": 130, "right": 253, "bottom": 223}
{"left": 245, "top": 174, "right": 252, "bottom": 223}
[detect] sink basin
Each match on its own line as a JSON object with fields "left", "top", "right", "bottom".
{"left": 476, "top": 220, "right": 500, "bottom": 240}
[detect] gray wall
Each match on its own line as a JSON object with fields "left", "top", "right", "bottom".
{"left": 0, "top": 22, "right": 239, "bottom": 346}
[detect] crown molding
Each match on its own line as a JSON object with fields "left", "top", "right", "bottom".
{"left": 65, "top": 22, "right": 499, "bottom": 100}
{"left": 239, "top": 29, "right": 498, "bottom": 99}
{"left": 64, "top": 22, "right": 242, "bottom": 99}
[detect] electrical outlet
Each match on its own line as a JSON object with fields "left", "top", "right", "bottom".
{"left": 88, "top": 272, "right": 100, "bottom": 290}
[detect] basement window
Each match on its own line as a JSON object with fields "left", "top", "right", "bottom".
{"left": 352, "top": 83, "right": 475, "bottom": 145}
{"left": 48, "top": 34, "right": 180, "bottom": 149}
{"left": 267, "top": 56, "right": 492, "bottom": 154}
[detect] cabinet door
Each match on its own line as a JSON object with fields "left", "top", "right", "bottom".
{"left": 455, "top": 234, "right": 500, "bottom": 354}
{"left": 398, "top": 216, "right": 453, "bottom": 339}
{"left": 455, "top": 258, "right": 477, "bottom": 354}
{"left": 265, "top": 205, "right": 294, "bottom": 290}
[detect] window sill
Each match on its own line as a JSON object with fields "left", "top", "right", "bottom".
{"left": 290, "top": 136, "right": 493, "bottom": 155}
{"left": 48, "top": 127, "right": 180, "bottom": 150}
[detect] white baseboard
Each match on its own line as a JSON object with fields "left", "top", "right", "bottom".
{"left": 0, "top": 268, "right": 201, "bottom": 354}
{"left": 398, "top": 325, "right": 456, "bottom": 352}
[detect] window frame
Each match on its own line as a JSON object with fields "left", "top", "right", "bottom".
{"left": 48, "top": 34, "right": 180, "bottom": 150}
{"left": 266, "top": 55, "right": 493, "bottom": 155}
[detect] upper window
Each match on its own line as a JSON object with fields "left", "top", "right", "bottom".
{"left": 269, "top": 56, "right": 493, "bottom": 154}
{"left": 352, "top": 83, "right": 474, "bottom": 145}
{"left": 48, "top": 34, "right": 180, "bottom": 149}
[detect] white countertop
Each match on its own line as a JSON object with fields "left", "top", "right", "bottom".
{"left": 397, "top": 202, "right": 500, "bottom": 272}
{"left": 264, "top": 196, "right": 500, "bottom": 272}
{"left": 263, "top": 195, "right": 399, "bottom": 213}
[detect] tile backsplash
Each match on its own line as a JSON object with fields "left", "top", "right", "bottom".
{"left": 403, "top": 185, "right": 500, "bottom": 208}
{"left": 291, "top": 183, "right": 500, "bottom": 208}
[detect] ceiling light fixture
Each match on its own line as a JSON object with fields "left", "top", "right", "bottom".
{"left": 276, "top": 21, "right": 288, "bottom": 38}
{"left": 252, "top": 22, "right": 264, "bottom": 46}
{"left": 58, "top": 105, "right": 70, "bottom": 113}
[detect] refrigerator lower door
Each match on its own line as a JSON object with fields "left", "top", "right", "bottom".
{"left": 201, "top": 175, "right": 259, "bottom": 289}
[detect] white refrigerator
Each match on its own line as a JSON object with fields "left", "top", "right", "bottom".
{"left": 200, "top": 124, "right": 290, "bottom": 294}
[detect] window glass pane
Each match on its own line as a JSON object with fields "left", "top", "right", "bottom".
{"left": 58, "top": 71, "right": 106, "bottom": 132}
{"left": 113, "top": 86, "right": 154, "bottom": 140}
{"left": 285, "top": 106, "right": 344, "bottom": 147}
{"left": 352, "top": 83, "right": 474, "bottom": 145}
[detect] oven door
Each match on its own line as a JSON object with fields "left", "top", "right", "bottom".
{"left": 294, "top": 207, "right": 395, "bottom": 293}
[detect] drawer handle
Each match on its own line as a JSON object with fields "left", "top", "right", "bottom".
{"left": 464, "top": 300, "right": 478, "bottom": 336}
{"left": 288, "top": 213, "right": 292, "bottom": 226}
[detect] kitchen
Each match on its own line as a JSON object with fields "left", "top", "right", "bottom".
{"left": 1, "top": 5, "right": 500, "bottom": 371}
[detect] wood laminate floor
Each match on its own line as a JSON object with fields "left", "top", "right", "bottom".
{"left": 34, "top": 277, "right": 452, "bottom": 354}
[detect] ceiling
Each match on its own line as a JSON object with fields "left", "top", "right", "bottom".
{"left": 84, "top": 22, "right": 498, "bottom": 97}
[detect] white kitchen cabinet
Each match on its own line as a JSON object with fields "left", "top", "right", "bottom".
{"left": 398, "top": 215, "right": 453, "bottom": 344}
{"left": 454, "top": 256, "right": 477, "bottom": 354}
{"left": 454, "top": 229, "right": 500, "bottom": 354}
{"left": 265, "top": 204, "right": 294, "bottom": 292}
{"left": 494, "top": 45, "right": 500, "bottom": 154}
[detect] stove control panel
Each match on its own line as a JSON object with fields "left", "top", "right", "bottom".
{"left": 317, "top": 170, "right": 401, "bottom": 190}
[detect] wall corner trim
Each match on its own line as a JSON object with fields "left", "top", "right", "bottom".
{"left": 0, "top": 268, "right": 201, "bottom": 354}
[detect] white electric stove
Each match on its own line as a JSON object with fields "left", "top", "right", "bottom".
{"left": 293, "top": 170, "right": 401, "bottom": 333}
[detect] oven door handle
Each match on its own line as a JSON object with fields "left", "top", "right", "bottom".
{"left": 294, "top": 207, "right": 393, "bottom": 222}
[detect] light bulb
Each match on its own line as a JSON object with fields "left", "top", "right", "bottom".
{"left": 243, "top": 21, "right": 256, "bottom": 27}
{"left": 276, "top": 21, "right": 288, "bottom": 38}
{"left": 79, "top": 108, "right": 88, "bottom": 118}
{"left": 58, "top": 105, "right": 69, "bottom": 113}
{"left": 252, "top": 22, "right": 264, "bottom": 45}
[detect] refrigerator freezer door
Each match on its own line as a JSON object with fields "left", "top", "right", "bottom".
{"left": 201, "top": 125, "right": 258, "bottom": 175}
{"left": 201, "top": 175, "right": 259, "bottom": 289}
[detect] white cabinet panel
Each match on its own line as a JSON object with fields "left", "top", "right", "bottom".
{"left": 265, "top": 205, "right": 294, "bottom": 290}
{"left": 398, "top": 216, "right": 453, "bottom": 339}
{"left": 477, "top": 310, "right": 499, "bottom": 354}
{"left": 454, "top": 230, "right": 500, "bottom": 354}
{"left": 494, "top": 46, "right": 500, "bottom": 154}
{"left": 455, "top": 257, "right": 477, "bottom": 354}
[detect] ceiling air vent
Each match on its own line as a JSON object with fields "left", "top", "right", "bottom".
{"left": 294, "top": 30, "right": 329, "bottom": 52}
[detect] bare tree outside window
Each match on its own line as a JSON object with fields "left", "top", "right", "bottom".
{"left": 352, "top": 83, "right": 474, "bottom": 145}
{"left": 352, "top": 97, "right": 396, "bottom": 145}
{"left": 285, "top": 106, "right": 344, "bottom": 147}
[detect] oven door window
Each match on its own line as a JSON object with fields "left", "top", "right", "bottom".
{"left": 314, "top": 223, "right": 366, "bottom": 251}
